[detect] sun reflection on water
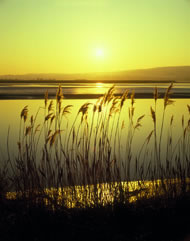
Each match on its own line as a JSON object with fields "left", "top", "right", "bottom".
{"left": 6, "top": 179, "right": 190, "bottom": 209}
{"left": 96, "top": 82, "right": 104, "bottom": 88}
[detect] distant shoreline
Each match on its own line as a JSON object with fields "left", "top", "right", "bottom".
{"left": 0, "top": 79, "right": 179, "bottom": 84}
{"left": 0, "top": 66, "right": 190, "bottom": 83}
{"left": 1, "top": 92, "right": 190, "bottom": 100}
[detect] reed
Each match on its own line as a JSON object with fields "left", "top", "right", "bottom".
{"left": 0, "top": 84, "right": 190, "bottom": 209}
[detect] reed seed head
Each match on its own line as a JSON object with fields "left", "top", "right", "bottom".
{"left": 146, "top": 130, "right": 154, "bottom": 144}
{"left": 48, "top": 130, "right": 61, "bottom": 147}
{"left": 134, "top": 123, "right": 142, "bottom": 130}
{"left": 62, "top": 105, "right": 73, "bottom": 116}
{"left": 45, "top": 113, "right": 53, "bottom": 122}
{"left": 137, "top": 115, "right": 145, "bottom": 123}
{"left": 48, "top": 101, "right": 53, "bottom": 113}
{"left": 20, "top": 105, "right": 28, "bottom": 122}
{"left": 25, "top": 126, "right": 32, "bottom": 136}
{"left": 164, "top": 83, "right": 174, "bottom": 109}
{"left": 93, "top": 104, "right": 97, "bottom": 113}
{"left": 50, "top": 115, "right": 55, "bottom": 124}
{"left": 56, "top": 85, "right": 64, "bottom": 103}
{"left": 120, "top": 90, "right": 128, "bottom": 109}
{"left": 104, "top": 85, "right": 115, "bottom": 104}
{"left": 150, "top": 107, "right": 156, "bottom": 123}
{"left": 78, "top": 103, "right": 91, "bottom": 116}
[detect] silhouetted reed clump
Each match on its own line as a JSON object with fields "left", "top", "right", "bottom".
{"left": 1, "top": 83, "right": 190, "bottom": 209}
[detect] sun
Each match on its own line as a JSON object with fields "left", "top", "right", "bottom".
{"left": 95, "top": 48, "right": 104, "bottom": 58}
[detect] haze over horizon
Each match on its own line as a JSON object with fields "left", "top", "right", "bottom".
{"left": 0, "top": 0, "right": 190, "bottom": 75}
{"left": 1, "top": 66, "right": 190, "bottom": 82}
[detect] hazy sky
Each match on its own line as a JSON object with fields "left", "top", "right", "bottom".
{"left": 0, "top": 0, "right": 189, "bottom": 75}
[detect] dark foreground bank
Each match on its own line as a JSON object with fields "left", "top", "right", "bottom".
{"left": 0, "top": 195, "right": 190, "bottom": 241}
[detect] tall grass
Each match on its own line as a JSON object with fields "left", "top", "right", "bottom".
{"left": 1, "top": 84, "right": 190, "bottom": 208}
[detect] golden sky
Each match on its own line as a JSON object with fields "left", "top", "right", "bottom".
{"left": 0, "top": 0, "right": 190, "bottom": 75}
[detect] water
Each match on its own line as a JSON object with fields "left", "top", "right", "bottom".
{"left": 1, "top": 81, "right": 190, "bottom": 98}
{"left": 0, "top": 82, "right": 190, "bottom": 182}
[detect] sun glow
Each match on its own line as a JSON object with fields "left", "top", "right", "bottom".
{"left": 95, "top": 48, "right": 105, "bottom": 58}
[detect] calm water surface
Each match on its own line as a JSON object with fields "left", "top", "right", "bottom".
{"left": 1, "top": 82, "right": 190, "bottom": 98}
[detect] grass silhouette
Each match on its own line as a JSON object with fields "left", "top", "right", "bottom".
{"left": 0, "top": 83, "right": 190, "bottom": 240}
{"left": 0, "top": 83, "right": 189, "bottom": 209}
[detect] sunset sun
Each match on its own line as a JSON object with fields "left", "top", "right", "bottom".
{"left": 94, "top": 48, "right": 105, "bottom": 58}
